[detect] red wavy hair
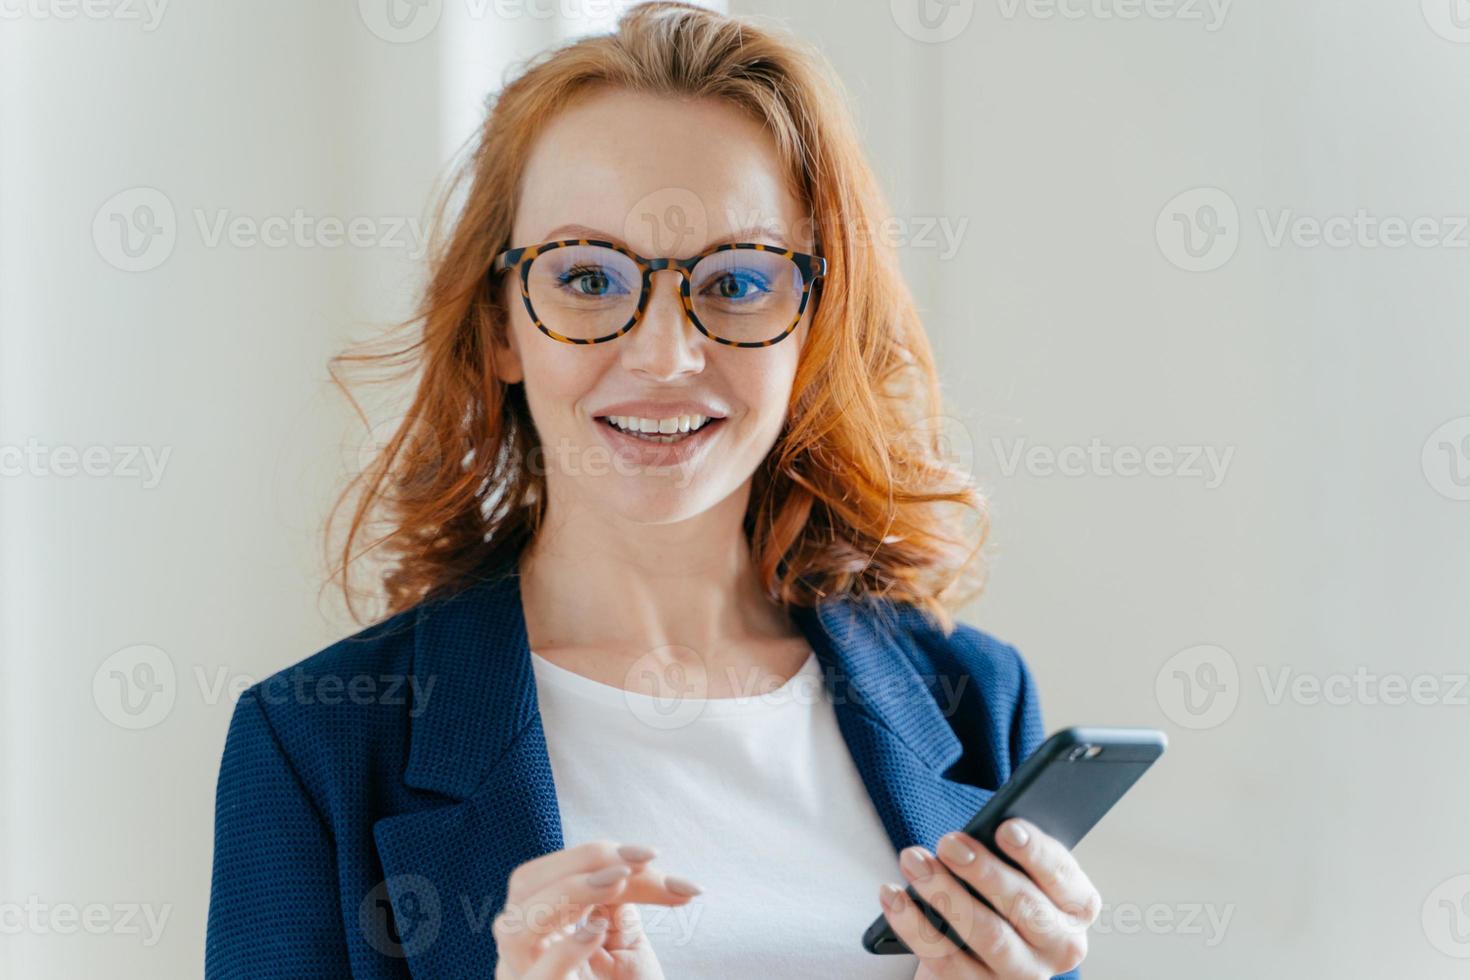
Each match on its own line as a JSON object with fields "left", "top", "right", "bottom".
{"left": 328, "top": 0, "right": 988, "bottom": 635}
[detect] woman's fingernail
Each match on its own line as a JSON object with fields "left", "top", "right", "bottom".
{"left": 617, "top": 843, "right": 657, "bottom": 863}
{"left": 1003, "top": 820, "right": 1030, "bottom": 847}
{"left": 938, "top": 832, "right": 977, "bottom": 866}
{"left": 574, "top": 916, "right": 609, "bottom": 942}
{"left": 666, "top": 875, "right": 703, "bottom": 896}
{"left": 587, "top": 865, "right": 631, "bottom": 887}
{"left": 879, "top": 882, "right": 907, "bottom": 910}
{"left": 900, "top": 846, "right": 934, "bottom": 879}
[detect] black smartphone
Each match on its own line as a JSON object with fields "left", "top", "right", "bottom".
{"left": 862, "top": 726, "right": 1167, "bottom": 956}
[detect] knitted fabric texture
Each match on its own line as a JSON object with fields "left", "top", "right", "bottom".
{"left": 205, "top": 569, "right": 1075, "bottom": 979}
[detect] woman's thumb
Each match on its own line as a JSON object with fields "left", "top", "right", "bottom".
{"left": 595, "top": 901, "right": 647, "bottom": 952}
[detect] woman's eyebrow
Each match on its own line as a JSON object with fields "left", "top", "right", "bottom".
{"left": 541, "top": 222, "right": 614, "bottom": 241}
{"left": 707, "top": 227, "right": 791, "bottom": 249}
{"left": 538, "top": 223, "right": 792, "bottom": 251}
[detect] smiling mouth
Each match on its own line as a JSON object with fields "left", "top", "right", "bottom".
{"left": 594, "top": 416, "right": 726, "bottom": 444}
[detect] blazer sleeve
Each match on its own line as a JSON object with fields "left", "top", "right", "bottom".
{"left": 205, "top": 687, "right": 351, "bottom": 978}
{"left": 1006, "top": 644, "right": 1048, "bottom": 776}
{"left": 1006, "top": 646, "right": 1083, "bottom": 980}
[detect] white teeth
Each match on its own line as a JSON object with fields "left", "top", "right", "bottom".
{"left": 606, "top": 413, "right": 712, "bottom": 435}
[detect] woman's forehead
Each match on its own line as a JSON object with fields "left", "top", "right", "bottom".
{"left": 514, "top": 91, "right": 810, "bottom": 253}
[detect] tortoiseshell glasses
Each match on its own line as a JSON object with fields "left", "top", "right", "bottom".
{"left": 489, "top": 238, "right": 827, "bottom": 348}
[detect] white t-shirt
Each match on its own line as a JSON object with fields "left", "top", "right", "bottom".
{"left": 529, "top": 647, "right": 917, "bottom": 979}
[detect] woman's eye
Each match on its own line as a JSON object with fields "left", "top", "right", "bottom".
{"left": 707, "top": 272, "right": 769, "bottom": 300}
{"left": 558, "top": 265, "right": 627, "bottom": 296}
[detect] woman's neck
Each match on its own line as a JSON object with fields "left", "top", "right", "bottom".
{"left": 517, "top": 486, "right": 805, "bottom": 674}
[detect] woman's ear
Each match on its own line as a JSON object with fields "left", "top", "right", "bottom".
{"left": 492, "top": 327, "right": 524, "bottom": 385}
{"left": 489, "top": 299, "right": 524, "bottom": 384}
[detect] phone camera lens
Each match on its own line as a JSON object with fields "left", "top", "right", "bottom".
{"left": 1067, "top": 744, "right": 1090, "bottom": 761}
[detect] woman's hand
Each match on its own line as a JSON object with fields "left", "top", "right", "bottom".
{"left": 879, "top": 818, "right": 1100, "bottom": 979}
{"left": 492, "top": 840, "right": 702, "bottom": 979}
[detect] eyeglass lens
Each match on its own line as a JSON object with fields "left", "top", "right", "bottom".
{"left": 525, "top": 244, "right": 805, "bottom": 343}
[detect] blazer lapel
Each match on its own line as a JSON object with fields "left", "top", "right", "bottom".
{"left": 372, "top": 563, "right": 989, "bottom": 977}
{"left": 790, "top": 599, "right": 994, "bottom": 854}
{"left": 373, "top": 566, "right": 563, "bottom": 979}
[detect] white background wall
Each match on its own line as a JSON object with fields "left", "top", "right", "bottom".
{"left": 2, "top": 1, "right": 1467, "bottom": 977}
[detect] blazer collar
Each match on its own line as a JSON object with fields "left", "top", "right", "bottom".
{"left": 398, "top": 564, "right": 970, "bottom": 795}
{"left": 374, "top": 559, "right": 991, "bottom": 975}
{"left": 400, "top": 567, "right": 537, "bottom": 799}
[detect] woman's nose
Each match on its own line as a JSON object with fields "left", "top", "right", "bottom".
{"left": 618, "top": 269, "right": 705, "bottom": 380}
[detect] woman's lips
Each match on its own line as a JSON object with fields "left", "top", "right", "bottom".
{"left": 592, "top": 415, "right": 726, "bottom": 469}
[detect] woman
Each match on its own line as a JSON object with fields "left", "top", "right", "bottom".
{"left": 205, "top": 3, "right": 1100, "bottom": 977}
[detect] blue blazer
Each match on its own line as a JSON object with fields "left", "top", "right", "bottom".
{"left": 205, "top": 562, "right": 1078, "bottom": 979}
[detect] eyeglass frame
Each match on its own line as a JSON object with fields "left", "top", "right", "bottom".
{"left": 488, "top": 238, "right": 827, "bottom": 348}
